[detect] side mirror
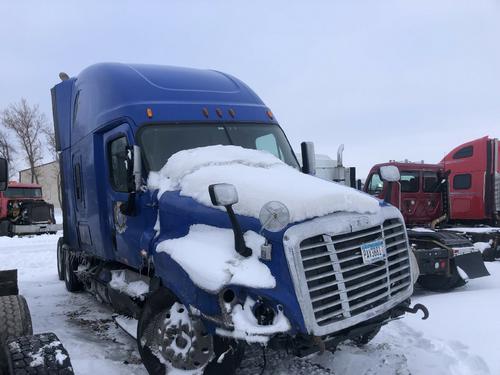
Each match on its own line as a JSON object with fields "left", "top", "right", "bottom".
{"left": 0, "top": 158, "right": 7, "bottom": 191}
{"left": 301, "top": 141, "right": 316, "bottom": 175}
{"left": 120, "top": 145, "right": 142, "bottom": 216}
{"left": 125, "top": 145, "right": 142, "bottom": 192}
{"left": 208, "top": 183, "right": 238, "bottom": 206}
{"left": 208, "top": 184, "right": 251, "bottom": 258}
{"left": 380, "top": 165, "right": 400, "bottom": 182}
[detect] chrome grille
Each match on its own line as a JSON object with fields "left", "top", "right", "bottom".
{"left": 299, "top": 218, "right": 411, "bottom": 327}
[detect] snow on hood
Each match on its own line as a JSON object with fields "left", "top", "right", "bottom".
{"left": 156, "top": 224, "right": 275, "bottom": 293}
{"left": 148, "top": 145, "right": 380, "bottom": 223}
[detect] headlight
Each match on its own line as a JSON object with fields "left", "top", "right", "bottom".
{"left": 259, "top": 201, "right": 290, "bottom": 232}
{"left": 409, "top": 249, "right": 420, "bottom": 284}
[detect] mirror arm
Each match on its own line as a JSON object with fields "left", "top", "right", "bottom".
{"left": 384, "top": 181, "right": 393, "bottom": 203}
{"left": 120, "top": 191, "right": 137, "bottom": 216}
{"left": 225, "top": 205, "right": 252, "bottom": 258}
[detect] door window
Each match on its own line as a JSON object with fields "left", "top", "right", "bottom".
{"left": 109, "top": 136, "right": 129, "bottom": 192}
{"left": 453, "top": 145, "right": 473, "bottom": 159}
{"left": 400, "top": 171, "right": 420, "bottom": 192}
{"left": 423, "top": 171, "right": 440, "bottom": 192}
{"left": 453, "top": 174, "right": 472, "bottom": 190}
{"left": 367, "top": 173, "right": 383, "bottom": 195}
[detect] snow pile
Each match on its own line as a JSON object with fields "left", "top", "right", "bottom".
{"left": 474, "top": 242, "right": 493, "bottom": 253}
{"left": 216, "top": 297, "right": 290, "bottom": 344}
{"left": 148, "top": 145, "right": 380, "bottom": 223}
{"left": 156, "top": 224, "right": 275, "bottom": 293}
{"left": 29, "top": 340, "right": 65, "bottom": 367}
{"left": 410, "top": 227, "right": 435, "bottom": 233}
{"left": 109, "top": 270, "right": 150, "bottom": 299}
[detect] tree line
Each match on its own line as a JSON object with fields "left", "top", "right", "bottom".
{"left": 0, "top": 98, "right": 56, "bottom": 183}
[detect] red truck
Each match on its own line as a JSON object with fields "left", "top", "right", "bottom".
{"left": 0, "top": 181, "right": 62, "bottom": 236}
{"left": 364, "top": 136, "right": 498, "bottom": 290}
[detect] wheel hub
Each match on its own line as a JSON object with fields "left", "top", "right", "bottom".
{"left": 152, "top": 302, "right": 213, "bottom": 371}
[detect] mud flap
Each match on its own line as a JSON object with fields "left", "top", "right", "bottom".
{"left": 0, "top": 269, "right": 18, "bottom": 296}
{"left": 454, "top": 252, "right": 490, "bottom": 279}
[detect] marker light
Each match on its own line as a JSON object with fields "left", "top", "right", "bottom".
{"left": 228, "top": 109, "right": 236, "bottom": 118}
{"left": 146, "top": 108, "right": 153, "bottom": 118}
{"left": 216, "top": 108, "right": 223, "bottom": 118}
{"left": 202, "top": 108, "right": 209, "bottom": 118}
{"left": 266, "top": 110, "right": 274, "bottom": 120}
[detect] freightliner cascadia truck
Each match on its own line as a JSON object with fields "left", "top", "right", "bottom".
{"left": 51, "top": 63, "right": 426, "bottom": 375}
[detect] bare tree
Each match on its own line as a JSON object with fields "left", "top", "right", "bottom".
{"left": 0, "top": 130, "right": 16, "bottom": 179}
{"left": 1, "top": 99, "right": 46, "bottom": 183}
{"left": 43, "top": 126, "right": 62, "bottom": 206}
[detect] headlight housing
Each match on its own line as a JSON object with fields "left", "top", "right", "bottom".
{"left": 409, "top": 249, "right": 420, "bottom": 284}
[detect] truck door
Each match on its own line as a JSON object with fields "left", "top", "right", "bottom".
{"left": 104, "top": 124, "right": 154, "bottom": 269}
{"left": 443, "top": 138, "right": 489, "bottom": 221}
{"left": 398, "top": 171, "right": 421, "bottom": 224}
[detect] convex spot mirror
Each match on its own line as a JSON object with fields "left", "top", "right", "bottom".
{"left": 380, "top": 165, "right": 400, "bottom": 182}
{"left": 209, "top": 183, "right": 239, "bottom": 207}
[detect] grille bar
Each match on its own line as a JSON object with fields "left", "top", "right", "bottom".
{"left": 298, "top": 218, "right": 412, "bottom": 327}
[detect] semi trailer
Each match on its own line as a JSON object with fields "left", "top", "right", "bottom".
{"left": 364, "top": 136, "right": 497, "bottom": 290}
{"left": 0, "top": 159, "right": 73, "bottom": 375}
{"left": 51, "top": 63, "right": 426, "bottom": 375}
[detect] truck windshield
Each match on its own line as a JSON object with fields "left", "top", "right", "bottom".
{"left": 138, "top": 123, "right": 300, "bottom": 171}
{"left": 4, "top": 187, "right": 43, "bottom": 198}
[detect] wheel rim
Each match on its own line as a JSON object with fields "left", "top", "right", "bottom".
{"left": 144, "top": 302, "right": 213, "bottom": 371}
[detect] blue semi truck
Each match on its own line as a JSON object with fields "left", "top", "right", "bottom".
{"left": 51, "top": 63, "right": 426, "bottom": 374}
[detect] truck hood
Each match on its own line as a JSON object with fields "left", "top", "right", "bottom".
{"left": 148, "top": 145, "right": 380, "bottom": 223}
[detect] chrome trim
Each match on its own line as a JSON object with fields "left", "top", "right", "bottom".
{"left": 283, "top": 211, "right": 413, "bottom": 336}
{"left": 11, "top": 223, "right": 62, "bottom": 234}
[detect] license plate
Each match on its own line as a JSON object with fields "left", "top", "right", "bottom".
{"left": 360, "top": 240, "right": 386, "bottom": 264}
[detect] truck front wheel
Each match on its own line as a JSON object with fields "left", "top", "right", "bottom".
{"left": 138, "top": 288, "right": 243, "bottom": 375}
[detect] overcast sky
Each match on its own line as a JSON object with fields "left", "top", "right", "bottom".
{"left": 1, "top": 0, "right": 500, "bottom": 178}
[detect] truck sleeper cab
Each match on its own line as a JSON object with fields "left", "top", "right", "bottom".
{"left": 52, "top": 63, "right": 423, "bottom": 374}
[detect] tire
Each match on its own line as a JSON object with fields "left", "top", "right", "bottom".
{"left": 4, "top": 332, "right": 74, "bottom": 375}
{"left": 482, "top": 247, "right": 496, "bottom": 262}
{"left": 57, "top": 238, "right": 65, "bottom": 281}
{"left": 417, "top": 263, "right": 465, "bottom": 291}
{"left": 351, "top": 326, "right": 381, "bottom": 347}
{"left": 0, "top": 295, "right": 33, "bottom": 345}
{"left": 64, "top": 251, "right": 83, "bottom": 293}
{"left": 137, "top": 288, "right": 243, "bottom": 375}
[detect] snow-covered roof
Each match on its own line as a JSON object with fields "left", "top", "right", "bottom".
{"left": 148, "top": 145, "right": 380, "bottom": 223}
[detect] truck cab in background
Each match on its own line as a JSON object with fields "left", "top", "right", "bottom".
{"left": 364, "top": 137, "right": 498, "bottom": 290}
{"left": 0, "top": 181, "right": 61, "bottom": 236}
{"left": 51, "top": 63, "right": 425, "bottom": 375}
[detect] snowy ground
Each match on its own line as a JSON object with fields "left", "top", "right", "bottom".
{"left": 0, "top": 232, "right": 498, "bottom": 375}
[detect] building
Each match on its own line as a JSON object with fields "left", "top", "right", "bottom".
{"left": 18, "top": 160, "right": 61, "bottom": 208}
